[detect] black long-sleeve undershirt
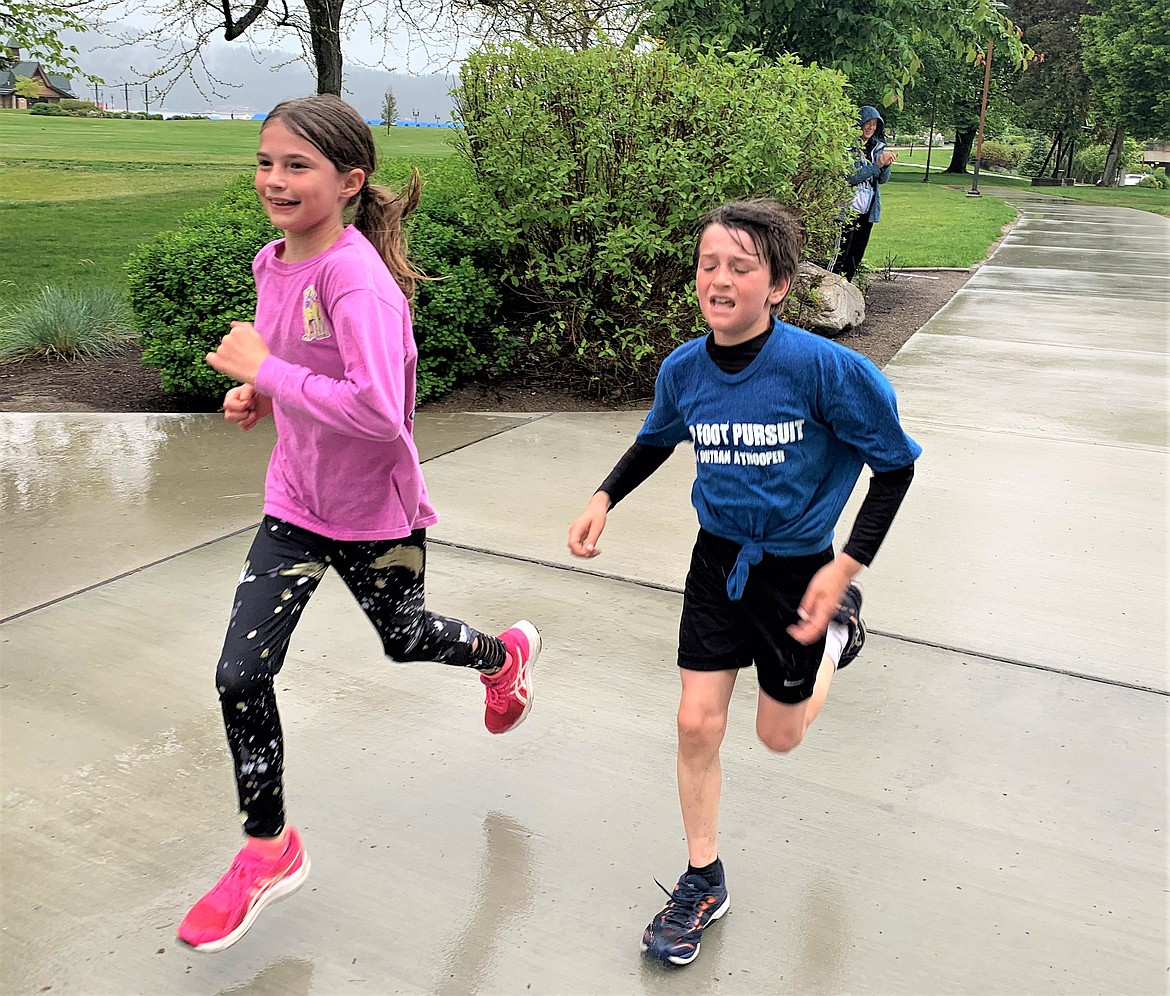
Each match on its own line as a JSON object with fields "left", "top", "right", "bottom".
{"left": 596, "top": 330, "right": 916, "bottom": 567}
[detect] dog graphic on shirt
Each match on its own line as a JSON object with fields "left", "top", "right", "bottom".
{"left": 302, "top": 285, "right": 332, "bottom": 342}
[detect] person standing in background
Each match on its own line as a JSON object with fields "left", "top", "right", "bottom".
{"left": 832, "top": 106, "right": 897, "bottom": 282}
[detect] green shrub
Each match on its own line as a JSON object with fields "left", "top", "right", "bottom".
{"left": 1074, "top": 139, "right": 1145, "bottom": 183}
{"left": 126, "top": 162, "right": 506, "bottom": 402}
{"left": 381, "top": 158, "right": 510, "bottom": 399}
{"left": 25, "top": 102, "right": 163, "bottom": 120}
{"left": 1073, "top": 144, "right": 1106, "bottom": 182}
{"left": 1019, "top": 135, "right": 1053, "bottom": 177}
{"left": 1147, "top": 168, "right": 1170, "bottom": 190}
{"left": 978, "top": 139, "right": 1029, "bottom": 171}
{"left": 0, "top": 285, "right": 136, "bottom": 362}
{"left": 456, "top": 43, "right": 854, "bottom": 395}
{"left": 126, "top": 175, "right": 275, "bottom": 397}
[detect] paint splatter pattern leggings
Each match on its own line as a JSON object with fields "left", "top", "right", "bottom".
{"left": 216, "top": 515, "right": 506, "bottom": 837}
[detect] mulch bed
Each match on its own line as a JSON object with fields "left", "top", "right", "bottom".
{"left": 0, "top": 271, "right": 969, "bottom": 414}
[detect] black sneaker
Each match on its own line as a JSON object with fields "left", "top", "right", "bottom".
{"left": 833, "top": 582, "right": 866, "bottom": 670}
{"left": 640, "top": 872, "right": 730, "bottom": 966}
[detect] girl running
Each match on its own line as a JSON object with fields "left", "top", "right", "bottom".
{"left": 177, "top": 94, "right": 539, "bottom": 953}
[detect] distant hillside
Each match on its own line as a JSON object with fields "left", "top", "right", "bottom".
{"left": 64, "top": 28, "right": 459, "bottom": 120}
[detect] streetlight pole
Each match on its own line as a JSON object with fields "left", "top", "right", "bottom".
{"left": 967, "top": 37, "right": 994, "bottom": 197}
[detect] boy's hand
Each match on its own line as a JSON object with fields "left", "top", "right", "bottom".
{"left": 222, "top": 384, "right": 273, "bottom": 431}
{"left": 787, "top": 556, "right": 861, "bottom": 645}
{"left": 879, "top": 150, "right": 898, "bottom": 167}
{"left": 567, "top": 492, "right": 611, "bottom": 558}
{"left": 207, "top": 321, "right": 270, "bottom": 385}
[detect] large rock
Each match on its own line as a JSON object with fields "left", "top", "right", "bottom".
{"left": 788, "top": 262, "right": 866, "bottom": 337}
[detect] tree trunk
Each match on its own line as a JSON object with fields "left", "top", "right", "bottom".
{"left": 1048, "top": 133, "right": 1064, "bottom": 178}
{"left": 1037, "top": 133, "right": 1058, "bottom": 176}
{"left": 945, "top": 128, "right": 976, "bottom": 173}
{"left": 305, "top": 0, "right": 344, "bottom": 95}
{"left": 1099, "top": 126, "right": 1125, "bottom": 187}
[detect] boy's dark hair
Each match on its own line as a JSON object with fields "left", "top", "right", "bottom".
{"left": 263, "top": 94, "right": 425, "bottom": 302}
{"left": 695, "top": 198, "right": 806, "bottom": 290}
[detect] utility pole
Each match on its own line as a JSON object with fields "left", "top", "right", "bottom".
{"left": 967, "top": 37, "right": 994, "bottom": 198}
{"left": 144, "top": 83, "right": 150, "bottom": 115}
{"left": 124, "top": 82, "right": 129, "bottom": 113}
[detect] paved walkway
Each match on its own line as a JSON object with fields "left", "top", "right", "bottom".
{"left": 1, "top": 196, "right": 1166, "bottom": 995}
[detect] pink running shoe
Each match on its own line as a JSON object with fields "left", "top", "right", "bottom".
{"left": 177, "top": 827, "right": 310, "bottom": 952}
{"left": 481, "top": 620, "right": 541, "bottom": 735}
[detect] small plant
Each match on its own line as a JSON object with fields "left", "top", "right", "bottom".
{"left": 878, "top": 251, "right": 903, "bottom": 282}
{"left": 0, "top": 285, "right": 136, "bottom": 363}
{"left": 853, "top": 263, "right": 873, "bottom": 294}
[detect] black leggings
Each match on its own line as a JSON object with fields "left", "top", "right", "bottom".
{"left": 216, "top": 516, "right": 506, "bottom": 837}
{"left": 832, "top": 218, "right": 874, "bottom": 282}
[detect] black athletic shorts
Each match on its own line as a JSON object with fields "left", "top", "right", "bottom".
{"left": 678, "top": 529, "right": 833, "bottom": 705}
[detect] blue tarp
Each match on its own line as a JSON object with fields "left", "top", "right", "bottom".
{"left": 250, "top": 113, "right": 267, "bottom": 121}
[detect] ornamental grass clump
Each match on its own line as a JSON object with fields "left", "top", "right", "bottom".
{"left": 0, "top": 285, "right": 136, "bottom": 363}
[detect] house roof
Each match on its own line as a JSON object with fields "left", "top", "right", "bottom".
{"left": 46, "top": 74, "right": 74, "bottom": 95}
{"left": 0, "top": 60, "right": 76, "bottom": 98}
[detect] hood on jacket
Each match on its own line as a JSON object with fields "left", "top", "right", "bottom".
{"left": 858, "top": 105, "right": 886, "bottom": 142}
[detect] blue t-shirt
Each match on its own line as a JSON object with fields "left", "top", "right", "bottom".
{"left": 637, "top": 318, "right": 921, "bottom": 598}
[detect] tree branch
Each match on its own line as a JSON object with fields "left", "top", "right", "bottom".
{"left": 222, "top": 0, "right": 271, "bottom": 40}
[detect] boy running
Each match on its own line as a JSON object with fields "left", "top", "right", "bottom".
{"left": 567, "top": 198, "right": 919, "bottom": 966}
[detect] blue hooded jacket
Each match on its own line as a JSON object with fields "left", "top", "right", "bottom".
{"left": 847, "top": 105, "right": 891, "bottom": 224}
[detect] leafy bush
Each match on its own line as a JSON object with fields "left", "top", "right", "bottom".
{"left": 1120, "top": 137, "right": 1144, "bottom": 172}
{"left": 377, "top": 158, "right": 509, "bottom": 399}
{"left": 1073, "top": 143, "right": 1109, "bottom": 181}
{"left": 126, "top": 175, "right": 275, "bottom": 397}
{"left": 126, "top": 162, "right": 506, "bottom": 402}
{"left": 1073, "top": 138, "right": 1144, "bottom": 183}
{"left": 28, "top": 103, "right": 163, "bottom": 120}
{"left": 456, "top": 43, "right": 854, "bottom": 396}
{"left": 0, "top": 285, "right": 136, "bottom": 362}
{"left": 1145, "top": 168, "right": 1170, "bottom": 190}
{"left": 978, "top": 139, "right": 1029, "bottom": 171}
{"left": 1019, "top": 135, "right": 1053, "bottom": 177}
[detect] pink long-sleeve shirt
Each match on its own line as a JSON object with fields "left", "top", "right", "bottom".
{"left": 251, "top": 226, "right": 438, "bottom": 541}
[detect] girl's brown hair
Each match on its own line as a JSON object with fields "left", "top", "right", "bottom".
{"left": 263, "top": 94, "right": 426, "bottom": 303}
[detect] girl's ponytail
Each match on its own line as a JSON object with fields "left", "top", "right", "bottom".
{"left": 354, "top": 170, "right": 427, "bottom": 305}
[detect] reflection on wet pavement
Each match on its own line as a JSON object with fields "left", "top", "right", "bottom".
{"left": 435, "top": 811, "right": 536, "bottom": 994}
{"left": 0, "top": 411, "right": 539, "bottom": 619}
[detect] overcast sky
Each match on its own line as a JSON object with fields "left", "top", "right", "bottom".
{"left": 60, "top": 12, "right": 475, "bottom": 118}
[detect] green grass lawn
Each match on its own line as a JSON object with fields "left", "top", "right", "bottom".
{"left": 0, "top": 186, "right": 231, "bottom": 309}
{"left": 0, "top": 111, "right": 458, "bottom": 309}
{"left": 865, "top": 167, "right": 1019, "bottom": 268}
{"left": 888, "top": 145, "right": 1170, "bottom": 217}
{"left": 0, "top": 110, "right": 458, "bottom": 165}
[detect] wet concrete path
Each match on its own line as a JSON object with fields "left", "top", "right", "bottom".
{"left": 1, "top": 196, "right": 1166, "bottom": 994}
